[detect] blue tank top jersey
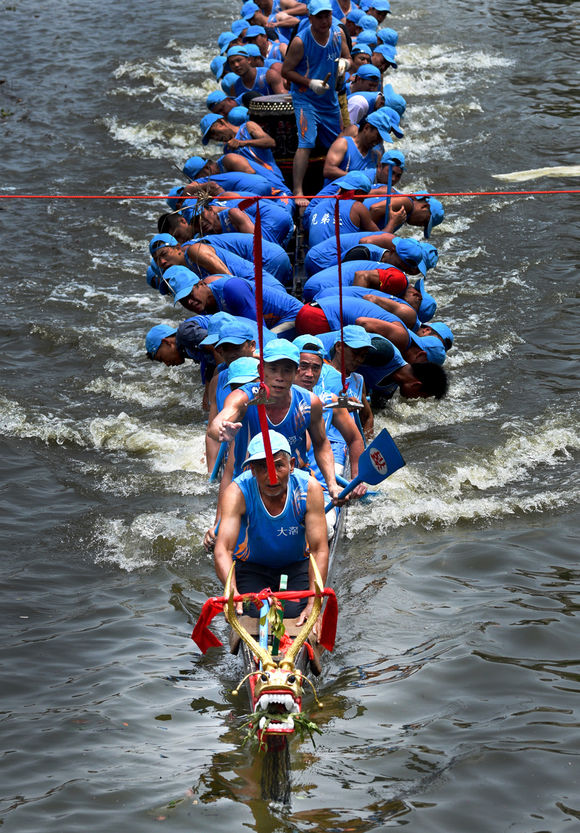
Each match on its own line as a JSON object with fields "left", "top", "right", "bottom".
{"left": 305, "top": 230, "right": 384, "bottom": 275}
{"left": 197, "top": 171, "right": 275, "bottom": 196}
{"left": 306, "top": 199, "right": 360, "bottom": 248}
{"left": 316, "top": 295, "right": 405, "bottom": 330}
{"left": 267, "top": 42, "right": 284, "bottom": 62}
{"left": 314, "top": 365, "right": 364, "bottom": 449}
{"left": 195, "top": 234, "right": 291, "bottom": 283}
{"left": 322, "top": 136, "right": 381, "bottom": 186}
{"left": 213, "top": 198, "right": 294, "bottom": 242}
{"left": 182, "top": 245, "right": 281, "bottom": 288}
{"left": 306, "top": 388, "right": 345, "bottom": 483}
{"left": 233, "top": 468, "right": 311, "bottom": 566}
{"left": 208, "top": 277, "right": 302, "bottom": 326}
{"left": 215, "top": 367, "right": 232, "bottom": 412}
{"left": 302, "top": 259, "right": 386, "bottom": 301}
{"left": 231, "top": 124, "right": 286, "bottom": 187}
{"left": 233, "top": 67, "right": 273, "bottom": 98}
{"left": 314, "top": 285, "right": 417, "bottom": 327}
{"left": 291, "top": 22, "right": 342, "bottom": 108}
{"left": 239, "top": 383, "right": 314, "bottom": 469}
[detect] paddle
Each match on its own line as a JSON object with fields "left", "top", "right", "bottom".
{"left": 325, "top": 428, "right": 405, "bottom": 513}
{"left": 209, "top": 441, "right": 228, "bottom": 483}
{"left": 335, "top": 473, "right": 377, "bottom": 499}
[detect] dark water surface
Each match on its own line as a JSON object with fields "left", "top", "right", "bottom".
{"left": 1, "top": 0, "right": 579, "bottom": 830}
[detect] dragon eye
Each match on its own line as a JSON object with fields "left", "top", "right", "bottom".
{"left": 260, "top": 673, "right": 268, "bottom": 682}
{"left": 287, "top": 674, "right": 296, "bottom": 684}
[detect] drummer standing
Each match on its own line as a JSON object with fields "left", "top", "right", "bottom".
{"left": 281, "top": 0, "right": 350, "bottom": 206}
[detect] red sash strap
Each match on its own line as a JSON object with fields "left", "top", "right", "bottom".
{"left": 192, "top": 587, "right": 338, "bottom": 654}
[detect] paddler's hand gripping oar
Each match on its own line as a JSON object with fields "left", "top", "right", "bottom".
{"left": 324, "top": 428, "right": 405, "bottom": 513}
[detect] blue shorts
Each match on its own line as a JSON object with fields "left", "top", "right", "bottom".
{"left": 293, "top": 98, "right": 341, "bottom": 150}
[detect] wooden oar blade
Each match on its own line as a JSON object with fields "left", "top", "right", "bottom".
{"left": 356, "top": 428, "right": 405, "bottom": 486}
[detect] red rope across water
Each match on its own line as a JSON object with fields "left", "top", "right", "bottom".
{"left": 0, "top": 189, "right": 578, "bottom": 200}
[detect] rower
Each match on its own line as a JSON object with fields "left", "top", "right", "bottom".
{"left": 224, "top": 45, "right": 285, "bottom": 97}
{"left": 292, "top": 334, "right": 366, "bottom": 483}
{"left": 322, "top": 113, "right": 384, "bottom": 184}
{"left": 149, "top": 235, "right": 283, "bottom": 290}
{"left": 281, "top": 0, "right": 351, "bottom": 204}
{"left": 163, "top": 267, "right": 303, "bottom": 334}
{"left": 295, "top": 296, "right": 450, "bottom": 365}
{"left": 207, "top": 339, "right": 342, "bottom": 502}
{"left": 213, "top": 430, "right": 329, "bottom": 623}
{"left": 302, "top": 261, "right": 408, "bottom": 301}
{"left": 311, "top": 325, "right": 374, "bottom": 438}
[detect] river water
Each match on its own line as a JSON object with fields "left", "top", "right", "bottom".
{"left": 1, "top": 0, "right": 579, "bottom": 830}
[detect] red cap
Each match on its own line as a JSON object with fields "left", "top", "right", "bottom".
{"left": 377, "top": 267, "right": 408, "bottom": 296}
{"left": 295, "top": 303, "right": 331, "bottom": 335}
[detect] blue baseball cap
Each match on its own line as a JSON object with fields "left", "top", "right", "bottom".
{"left": 308, "top": 0, "right": 333, "bottom": 13}
{"left": 218, "top": 31, "right": 234, "bottom": 49}
{"left": 360, "top": 12, "right": 378, "bottom": 29}
{"left": 338, "top": 324, "right": 372, "bottom": 349}
{"left": 244, "top": 43, "right": 262, "bottom": 58}
{"left": 373, "top": 44, "right": 397, "bottom": 67}
{"left": 166, "top": 186, "right": 184, "bottom": 210}
{"left": 206, "top": 90, "right": 228, "bottom": 110}
{"left": 227, "top": 45, "right": 250, "bottom": 59}
{"left": 210, "top": 55, "right": 227, "bottom": 80}
{"left": 146, "top": 263, "right": 171, "bottom": 296}
{"left": 355, "top": 64, "right": 381, "bottom": 80}
{"left": 428, "top": 322, "right": 454, "bottom": 350}
{"left": 382, "top": 83, "right": 406, "bottom": 116}
{"left": 367, "top": 109, "right": 395, "bottom": 143}
{"left": 199, "top": 312, "right": 238, "bottom": 346}
{"left": 227, "top": 105, "right": 250, "bottom": 125}
{"left": 200, "top": 113, "right": 223, "bottom": 145}
{"left": 408, "top": 332, "right": 445, "bottom": 365}
{"left": 149, "top": 233, "right": 178, "bottom": 257}
{"left": 233, "top": 16, "right": 252, "bottom": 31}
{"left": 240, "top": 0, "right": 260, "bottom": 18}
{"left": 393, "top": 238, "right": 427, "bottom": 275}
{"left": 244, "top": 429, "right": 291, "bottom": 466}
{"left": 336, "top": 171, "right": 373, "bottom": 192}
{"left": 221, "top": 72, "right": 239, "bottom": 93}
{"left": 414, "top": 193, "right": 445, "bottom": 238}
{"left": 244, "top": 24, "right": 266, "bottom": 37}
{"left": 219, "top": 33, "right": 238, "bottom": 54}
{"left": 228, "top": 356, "right": 260, "bottom": 385}
{"left": 263, "top": 339, "right": 300, "bottom": 365}
{"left": 380, "top": 149, "right": 405, "bottom": 169}
{"left": 146, "top": 324, "right": 178, "bottom": 358}
{"left": 216, "top": 319, "right": 256, "bottom": 346}
{"left": 164, "top": 265, "right": 200, "bottom": 306}
{"left": 182, "top": 156, "right": 207, "bottom": 180}
{"left": 419, "top": 241, "right": 439, "bottom": 270}
{"left": 384, "top": 105, "right": 404, "bottom": 137}
{"left": 357, "top": 30, "right": 378, "bottom": 46}
{"left": 361, "top": 0, "right": 391, "bottom": 11}
{"left": 346, "top": 8, "right": 365, "bottom": 22}
{"left": 414, "top": 277, "right": 437, "bottom": 321}
{"left": 378, "top": 27, "right": 398, "bottom": 46}
{"left": 351, "top": 43, "right": 372, "bottom": 57}
{"left": 293, "top": 334, "right": 325, "bottom": 357}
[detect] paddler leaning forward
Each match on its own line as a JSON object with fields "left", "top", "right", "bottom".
{"left": 213, "top": 430, "right": 328, "bottom": 629}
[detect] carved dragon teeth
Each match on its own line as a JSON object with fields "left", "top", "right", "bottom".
{"left": 259, "top": 715, "right": 295, "bottom": 731}
{"left": 256, "top": 693, "right": 300, "bottom": 713}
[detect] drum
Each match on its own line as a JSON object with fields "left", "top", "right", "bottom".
{"left": 248, "top": 93, "right": 325, "bottom": 194}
